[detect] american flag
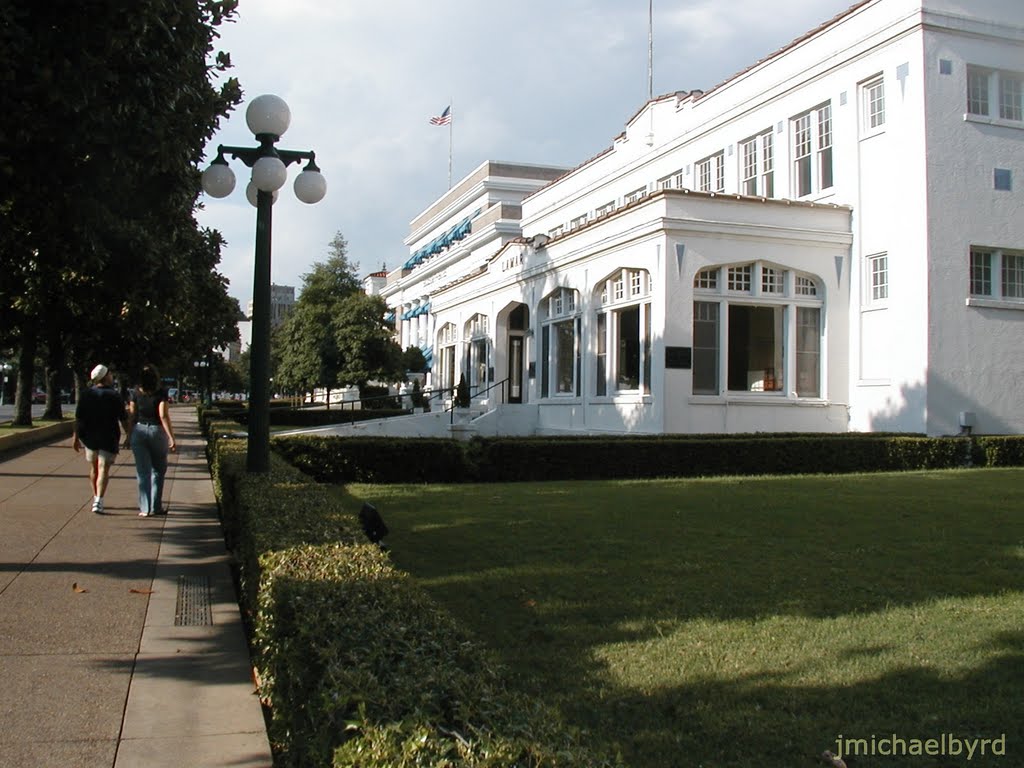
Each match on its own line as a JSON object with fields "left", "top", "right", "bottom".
{"left": 429, "top": 106, "right": 451, "bottom": 126}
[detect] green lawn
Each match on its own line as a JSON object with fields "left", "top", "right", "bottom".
{"left": 336, "top": 469, "right": 1024, "bottom": 767}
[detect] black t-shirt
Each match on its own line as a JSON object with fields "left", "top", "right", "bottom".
{"left": 130, "top": 388, "right": 168, "bottom": 423}
{"left": 75, "top": 385, "right": 126, "bottom": 453}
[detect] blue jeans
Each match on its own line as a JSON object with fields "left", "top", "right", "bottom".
{"left": 131, "top": 423, "right": 168, "bottom": 514}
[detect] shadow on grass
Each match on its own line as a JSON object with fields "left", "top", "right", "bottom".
{"left": 335, "top": 471, "right": 1024, "bottom": 767}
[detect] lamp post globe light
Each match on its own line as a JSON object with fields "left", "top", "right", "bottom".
{"left": 201, "top": 94, "right": 326, "bottom": 472}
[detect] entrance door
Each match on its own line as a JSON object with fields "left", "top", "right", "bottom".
{"left": 508, "top": 335, "right": 523, "bottom": 403}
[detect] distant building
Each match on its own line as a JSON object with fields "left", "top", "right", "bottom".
{"left": 382, "top": 0, "right": 1023, "bottom": 437}
{"left": 247, "top": 284, "right": 296, "bottom": 330}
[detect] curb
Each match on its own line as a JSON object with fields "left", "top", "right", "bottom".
{"left": 0, "top": 420, "right": 76, "bottom": 456}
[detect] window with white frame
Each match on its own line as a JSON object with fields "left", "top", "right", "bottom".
{"left": 971, "top": 246, "right": 1024, "bottom": 300}
{"left": 693, "top": 263, "right": 824, "bottom": 397}
{"left": 694, "top": 268, "right": 719, "bottom": 290}
{"left": 862, "top": 76, "right": 885, "bottom": 132}
{"left": 727, "top": 265, "right": 752, "bottom": 292}
{"left": 740, "top": 131, "right": 774, "bottom": 196}
{"left": 792, "top": 103, "right": 833, "bottom": 197}
{"left": 967, "top": 66, "right": 1024, "bottom": 122}
{"left": 540, "top": 287, "right": 581, "bottom": 397}
{"left": 696, "top": 151, "right": 725, "bottom": 193}
{"left": 624, "top": 186, "right": 647, "bottom": 205}
{"left": 437, "top": 322, "right": 458, "bottom": 392}
{"left": 866, "top": 253, "right": 889, "bottom": 305}
{"left": 596, "top": 200, "right": 617, "bottom": 217}
{"left": 570, "top": 213, "right": 589, "bottom": 230}
{"left": 595, "top": 269, "right": 652, "bottom": 396}
{"left": 659, "top": 169, "right": 685, "bottom": 190}
{"left": 464, "top": 313, "right": 490, "bottom": 395}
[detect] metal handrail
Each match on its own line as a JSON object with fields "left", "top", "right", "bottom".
{"left": 448, "top": 377, "right": 508, "bottom": 424}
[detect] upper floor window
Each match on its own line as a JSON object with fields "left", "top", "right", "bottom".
{"left": 624, "top": 186, "right": 647, "bottom": 205}
{"left": 792, "top": 103, "right": 833, "bottom": 197}
{"left": 570, "top": 213, "right": 589, "bottom": 230}
{"left": 862, "top": 77, "right": 885, "bottom": 132}
{"left": 967, "top": 66, "right": 1024, "bottom": 122}
{"left": 658, "top": 169, "right": 684, "bottom": 190}
{"left": 866, "top": 253, "right": 889, "bottom": 306}
{"left": 595, "top": 200, "right": 617, "bottom": 217}
{"left": 740, "top": 131, "right": 774, "bottom": 197}
{"left": 971, "top": 247, "right": 1024, "bottom": 300}
{"left": 696, "top": 152, "right": 725, "bottom": 193}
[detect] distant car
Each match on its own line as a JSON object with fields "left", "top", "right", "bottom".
{"left": 32, "top": 389, "right": 46, "bottom": 404}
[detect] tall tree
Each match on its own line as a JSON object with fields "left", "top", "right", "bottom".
{"left": 274, "top": 231, "right": 403, "bottom": 400}
{"left": 0, "top": 0, "right": 241, "bottom": 424}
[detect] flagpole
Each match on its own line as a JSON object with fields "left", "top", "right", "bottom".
{"left": 448, "top": 96, "right": 453, "bottom": 189}
{"left": 648, "top": 0, "right": 654, "bottom": 101}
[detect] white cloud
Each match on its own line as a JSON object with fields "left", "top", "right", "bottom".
{"left": 197, "top": 1, "right": 856, "bottom": 305}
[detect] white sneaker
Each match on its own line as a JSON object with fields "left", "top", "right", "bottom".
{"left": 138, "top": 510, "right": 152, "bottom": 517}
{"left": 92, "top": 498, "right": 103, "bottom": 514}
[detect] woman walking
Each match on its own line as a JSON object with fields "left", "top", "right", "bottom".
{"left": 126, "top": 364, "right": 177, "bottom": 516}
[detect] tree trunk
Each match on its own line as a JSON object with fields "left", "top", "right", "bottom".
{"left": 12, "top": 326, "right": 36, "bottom": 427}
{"left": 42, "top": 331, "right": 65, "bottom": 420}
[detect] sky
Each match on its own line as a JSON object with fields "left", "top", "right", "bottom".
{"left": 195, "top": 0, "right": 859, "bottom": 310}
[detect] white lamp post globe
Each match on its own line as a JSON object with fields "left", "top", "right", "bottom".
{"left": 201, "top": 162, "right": 236, "bottom": 198}
{"left": 251, "top": 156, "right": 288, "bottom": 192}
{"left": 294, "top": 168, "right": 327, "bottom": 204}
{"left": 246, "top": 181, "right": 279, "bottom": 207}
{"left": 246, "top": 94, "right": 291, "bottom": 138}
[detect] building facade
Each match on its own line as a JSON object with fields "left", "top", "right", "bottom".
{"left": 380, "top": 0, "right": 1023, "bottom": 437}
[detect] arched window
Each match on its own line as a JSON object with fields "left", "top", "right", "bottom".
{"left": 436, "top": 322, "right": 458, "bottom": 393}
{"left": 692, "top": 263, "right": 823, "bottom": 397}
{"left": 539, "top": 287, "right": 581, "bottom": 397}
{"left": 594, "top": 268, "right": 652, "bottom": 396}
{"left": 463, "top": 313, "right": 490, "bottom": 395}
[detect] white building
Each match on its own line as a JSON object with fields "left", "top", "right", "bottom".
{"left": 381, "top": 0, "right": 1023, "bottom": 437}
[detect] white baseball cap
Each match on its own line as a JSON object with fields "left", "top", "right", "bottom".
{"left": 90, "top": 364, "right": 109, "bottom": 383}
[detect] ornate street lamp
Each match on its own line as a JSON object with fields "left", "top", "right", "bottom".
{"left": 193, "top": 359, "right": 210, "bottom": 407}
{"left": 201, "top": 95, "right": 326, "bottom": 472}
{"left": 0, "top": 362, "right": 12, "bottom": 406}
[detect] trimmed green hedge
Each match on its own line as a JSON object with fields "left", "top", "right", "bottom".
{"left": 273, "top": 436, "right": 468, "bottom": 484}
{"left": 208, "top": 436, "right": 620, "bottom": 768}
{"left": 271, "top": 433, "right": 1023, "bottom": 485}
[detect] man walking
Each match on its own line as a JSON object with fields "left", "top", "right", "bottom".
{"left": 73, "top": 364, "right": 131, "bottom": 514}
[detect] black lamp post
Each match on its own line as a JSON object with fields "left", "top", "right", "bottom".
{"left": 193, "top": 359, "right": 210, "bottom": 407}
{"left": 200, "top": 95, "right": 326, "bottom": 472}
{"left": 0, "top": 363, "right": 11, "bottom": 406}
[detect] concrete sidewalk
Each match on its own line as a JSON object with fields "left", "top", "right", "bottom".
{"left": 0, "top": 408, "right": 272, "bottom": 768}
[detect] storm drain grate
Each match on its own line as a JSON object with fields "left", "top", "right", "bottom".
{"left": 175, "top": 575, "right": 213, "bottom": 626}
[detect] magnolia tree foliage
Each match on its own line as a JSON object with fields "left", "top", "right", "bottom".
{"left": 0, "top": 0, "right": 242, "bottom": 424}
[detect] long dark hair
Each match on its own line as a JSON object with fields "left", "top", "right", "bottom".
{"left": 138, "top": 364, "right": 161, "bottom": 395}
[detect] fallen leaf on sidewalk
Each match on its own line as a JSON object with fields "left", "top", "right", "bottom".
{"left": 72, "top": 582, "right": 88, "bottom": 593}
{"left": 129, "top": 588, "right": 155, "bottom": 595}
